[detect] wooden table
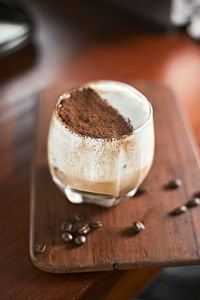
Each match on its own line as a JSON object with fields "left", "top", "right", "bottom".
{"left": 1, "top": 1, "right": 200, "bottom": 299}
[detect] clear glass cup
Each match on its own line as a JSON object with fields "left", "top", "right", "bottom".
{"left": 48, "top": 81, "right": 155, "bottom": 207}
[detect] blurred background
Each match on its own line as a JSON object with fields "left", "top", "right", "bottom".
{"left": 1, "top": 0, "right": 200, "bottom": 299}
{"left": 1, "top": 0, "right": 200, "bottom": 143}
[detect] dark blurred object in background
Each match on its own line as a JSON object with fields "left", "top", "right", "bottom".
{"left": 101, "top": 0, "right": 173, "bottom": 32}
{"left": 0, "top": 0, "right": 33, "bottom": 57}
{"left": 104, "top": 0, "right": 200, "bottom": 40}
{"left": 137, "top": 265, "right": 200, "bottom": 300}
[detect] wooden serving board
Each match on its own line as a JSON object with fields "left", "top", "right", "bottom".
{"left": 30, "top": 81, "right": 200, "bottom": 273}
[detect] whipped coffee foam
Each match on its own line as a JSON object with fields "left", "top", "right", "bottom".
{"left": 57, "top": 86, "right": 133, "bottom": 139}
{"left": 86, "top": 81, "right": 150, "bottom": 130}
{"left": 48, "top": 81, "right": 154, "bottom": 198}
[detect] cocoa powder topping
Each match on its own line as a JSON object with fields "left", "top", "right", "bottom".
{"left": 57, "top": 88, "right": 133, "bottom": 139}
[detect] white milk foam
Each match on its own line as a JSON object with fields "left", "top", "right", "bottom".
{"left": 86, "top": 81, "right": 150, "bottom": 130}
{"left": 48, "top": 81, "right": 154, "bottom": 197}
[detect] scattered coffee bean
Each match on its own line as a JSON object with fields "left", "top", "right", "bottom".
{"left": 193, "top": 191, "right": 200, "bottom": 198}
{"left": 59, "top": 98, "right": 64, "bottom": 105}
{"left": 74, "top": 235, "right": 86, "bottom": 246}
{"left": 113, "top": 261, "right": 120, "bottom": 270}
{"left": 34, "top": 243, "right": 46, "bottom": 254}
{"left": 133, "top": 220, "right": 145, "bottom": 233}
{"left": 61, "top": 232, "right": 73, "bottom": 242}
{"left": 186, "top": 197, "right": 200, "bottom": 208}
{"left": 60, "top": 221, "right": 73, "bottom": 232}
{"left": 135, "top": 187, "right": 147, "bottom": 196}
{"left": 74, "top": 213, "right": 85, "bottom": 222}
{"left": 78, "top": 224, "right": 91, "bottom": 235}
{"left": 90, "top": 221, "right": 102, "bottom": 229}
{"left": 170, "top": 205, "right": 187, "bottom": 216}
{"left": 164, "top": 179, "right": 182, "bottom": 190}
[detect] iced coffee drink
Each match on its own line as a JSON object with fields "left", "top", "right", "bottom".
{"left": 48, "top": 81, "right": 155, "bottom": 207}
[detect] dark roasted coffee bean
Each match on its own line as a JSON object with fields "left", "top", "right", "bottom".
{"left": 61, "top": 232, "right": 73, "bottom": 242}
{"left": 74, "top": 235, "right": 86, "bottom": 245}
{"left": 133, "top": 220, "right": 145, "bottom": 233}
{"left": 113, "top": 261, "right": 120, "bottom": 270}
{"left": 90, "top": 221, "right": 102, "bottom": 228}
{"left": 193, "top": 191, "right": 200, "bottom": 198}
{"left": 78, "top": 224, "right": 91, "bottom": 235}
{"left": 34, "top": 243, "right": 46, "bottom": 254}
{"left": 164, "top": 179, "right": 182, "bottom": 190}
{"left": 74, "top": 213, "right": 85, "bottom": 222}
{"left": 186, "top": 197, "right": 200, "bottom": 208}
{"left": 60, "top": 221, "right": 73, "bottom": 232}
{"left": 135, "top": 188, "right": 147, "bottom": 196}
{"left": 170, "top": 205, "right": 187, "bottom": 215}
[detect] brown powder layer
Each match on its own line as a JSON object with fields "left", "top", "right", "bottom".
{"left": 57, "top": 87, "right": 133, "bottom": 139}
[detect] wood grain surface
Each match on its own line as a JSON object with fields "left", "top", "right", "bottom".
{"left": 30, "top": 81, "right": 200, "bottom": 273}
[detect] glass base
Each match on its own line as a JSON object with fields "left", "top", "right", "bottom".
{"left": 64, "top": 186, "right": 138, "bottom": 207}
{"left": 51, "top": 172, "right": 138, "bottom": 207}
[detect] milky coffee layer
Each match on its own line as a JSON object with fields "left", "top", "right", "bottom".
{"left": 48, "top": 81, "right": 154, "bottom": 197}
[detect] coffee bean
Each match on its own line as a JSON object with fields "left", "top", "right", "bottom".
{"left": 113, "top": 261, "right": 120, "bottom": 270}
{"left": 133, "top": 220, "right": 145, "bottom": 233}
{"left": 186, "top": 197, "right": 200, "bottom": 208}
{"left": 74, "top": 213, "right": 85, "bottom": 222}
{"left": 90, "top": 221, "right": 102, "bottom": 229}
{"left": 78, "top": 224, "right": 91, "bottom": 235}
{"left": 135, "top": 188, "right": 147, "bottom": 196}
{"left": 60, "top": 221, "right": 73, "bottom": 232}
{"left": 61, "top": 232, "right": 73, "bottom": 242}
{"left": 164, "top": 179, "right": 182, "bottom": 190}
{"left": 170, "top": 205, "right": 187, "bottom": 216}
{"left": 193, "top": 191, "right": 200, "bottom": 198}
{"left": 74, "top": 235, "right": 86, "bottom": 246}
{"left": 34, "top": 243, "right": 46, "bottom": 254}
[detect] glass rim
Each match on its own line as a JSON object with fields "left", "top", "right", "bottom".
{"left": 56, "top": 80, "right": 153, "bottom": 140}
{"left": 86, "top": 80, "right": 153, "bottom": 135}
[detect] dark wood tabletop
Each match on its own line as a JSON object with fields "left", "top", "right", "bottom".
{"left": 1, "top": 1, "right": 200, "bottom": 299}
